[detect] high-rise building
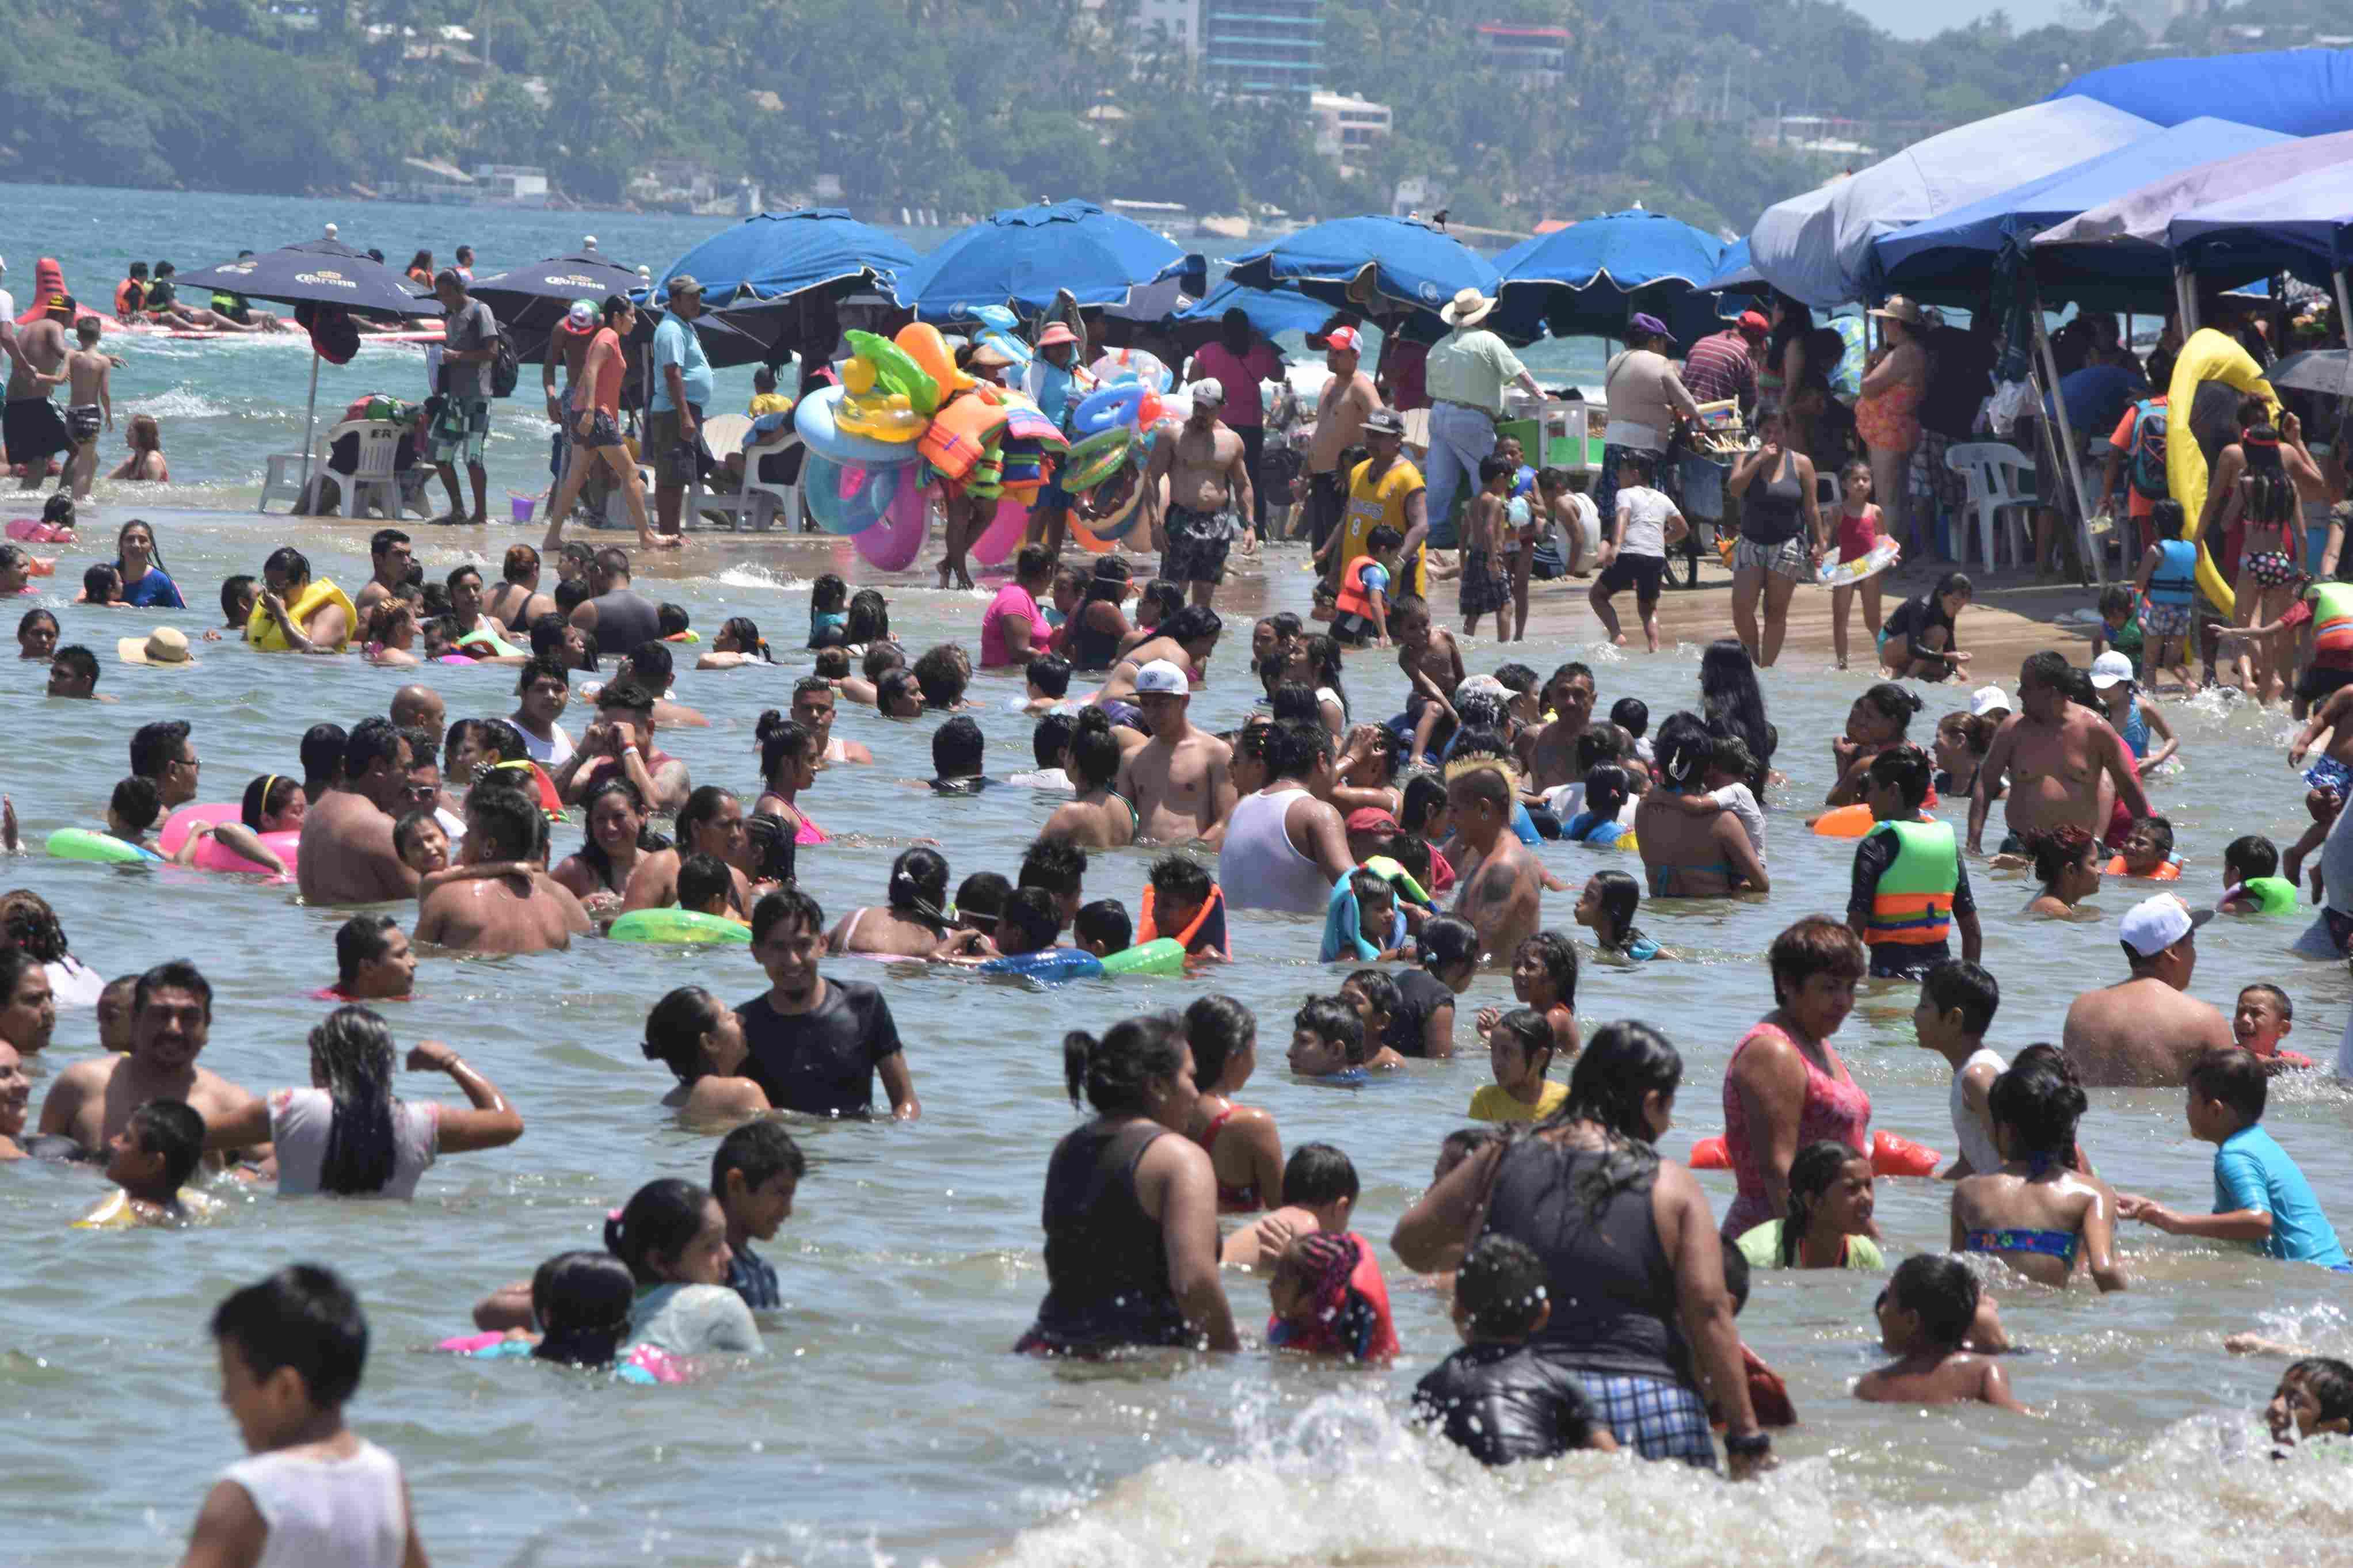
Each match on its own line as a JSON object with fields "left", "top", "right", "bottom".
{"left": 1201, "top": 0, "right": 1322, "bottom": 97}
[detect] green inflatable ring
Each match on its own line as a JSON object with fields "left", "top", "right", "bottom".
{"left": 1061, "top": 426, "right": 1133, "bottom": 494}
{"left": 46, "top": 827, "right": 162, "bottom": 865}
{"left": 846, "top": 330, "right": 939, "bottom": 418}
{"left": 1097, "top": 937, "right": 1186, "bottom": 976}
{"left": 608, "top": 908, "right": 752, "bottom": 945}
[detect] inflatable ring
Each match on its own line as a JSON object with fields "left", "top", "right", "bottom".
{"left": 1870, "top": 1128, "right": 1942, "bottom": 1177}
{"left": 802, "top": 453, "right": 901, "bottom": 536}
{"left": 1096, "top": 937, "right": 1186, "bottom": 976}
{"left": 853, "top": 477, "right": 931, "bottom": 571}
{"left": 1073, "top": 382, "right": 1147, "bottom": 438}
{"left": 978, "top": 948, "right": 1105, "bottom": 982}
{"left": 2168, "top": 328, "right": 2277, "bottom": 620}
{"left": 895, "top": 321, "right": 974, "bottom": 400}
{"left": 1073, "top": 462, "right": 1146, "bottom": 542}
{"left": 608, "top": 908, "right": 752, "bottom": 945}
{"left": 1089, "top": 348, "right": 1172, "bottom": 394}
{"left": 158, "top": 804, "right": 301, "bottom": 875}
{"left": 1816, "top": 537, "right": 1899, "bottom": 589}
{"left": 833, "top": 393, "right": 928, "bottom": 443}
{"left": 1811, "top": 803, "right": 1877, "bottom": 838}
{"left": 1067, "top": 515, "right": 1116, "bottom": 554}
{"left": 972, "top": 497, "right": 1029, "bottom": 567}
{"left": 845, "top": 329, "right": 938, "bottom": 418}
{"left": 47, "top": 827, "right": 160, "bottom": 865}
{"left": 1061, "top": 426, "right": 1133, "bottom": 493}
{"left": 795, "top": 384, "right": 926, "bottom": 468}
{"left": 1688, "top": 1134, "right": 1730, "bottom": 1170}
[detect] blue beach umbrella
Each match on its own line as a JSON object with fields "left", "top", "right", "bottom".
{"left": 1223, "top": 215, "right": 1497, "bottom": 341}
{"left": 896, "top": 200, "right": 1206, "bottom": 322}
{"left": 1491, "top": 209, "right": 1727, "bottom": 344}
{"left": 650, "top": 208, "right": 923, "bottom": 369}
{"left": 1171, "top": 278, "right": 1339, "bottom": 351}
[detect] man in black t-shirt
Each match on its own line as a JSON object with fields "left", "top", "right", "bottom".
{"left": 737, "top": 888, "right": 920, "bottom": 1119}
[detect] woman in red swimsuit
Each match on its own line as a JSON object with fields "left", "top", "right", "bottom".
{"left": 1182, "top": 994, "right": 1283, "bottom": 1215}
{"left": 1721, "top": 916, "right": 1872, "bottom": 1239}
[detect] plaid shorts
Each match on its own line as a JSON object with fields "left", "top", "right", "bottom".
{"left": 1579, "top": 1371, "right": 1719, "bottom": 1467}
{"left": 429, "top": 395, "right": 491, "bottom": 466}
{"left": 1914, "top": 430, "right": 1966, "bottom": 514}
{"left": 1734, "top": 532, "right": 1813, "bottom": 581}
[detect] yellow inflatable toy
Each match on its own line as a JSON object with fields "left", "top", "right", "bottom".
{"left": 2166, "top": 327, "right": 2276, "bottom": 619}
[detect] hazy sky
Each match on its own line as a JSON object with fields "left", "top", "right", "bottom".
{"left": 1840, "top": 0, "right": 2102, "bottom": 41}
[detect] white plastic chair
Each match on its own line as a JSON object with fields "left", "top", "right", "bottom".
{"left": 1947, "top": 441, "right": 2037, "bottom": 571}
{"left": 740, "top": 425, "right": 805, "bottom": 532}
{"left": 343, "top": 422, "right": 405, "bottom": 519}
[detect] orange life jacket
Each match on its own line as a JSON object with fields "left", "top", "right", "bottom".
{"left": 1334, "top": 555, "right": 1384, "bottom": 621}
{"left": 1135, "top": 881, "right": 1229, "bottom": 958}
{"left": 2103, "top": 855, "right": 2180, "bottom": 880}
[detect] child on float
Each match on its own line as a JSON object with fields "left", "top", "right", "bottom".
{"left": 437, "top": 1252, "right": 684, "bottom": 1384}
{"left": 1073, "top": 898, "right": 1132, "bottom": 956}
{"left": 1912, "top": 958, "right": 2005, "bottom": 1179}
{"left": 1222, "top": 1142, "right": 1361, "bottom": 1269}
{"left": 2108, "top": 814, "right": 2182, "bottom": 880}
{"left": 1412, "top": 1233, "right": 1618, "bottom": 1463}
{"left": 1828, "top": 457, "right": 1888, "bottom": 672}
{"left": 2233, "top": 983, "right": 2313, "bottom": 1071}
{"left": 1575, "top": 870, "right": 1667, "bottom": 962}
{"left": 2218, "top": 835, "right": 2299, "bottom": 917}
{"left": 1952, "top": 1053, "right": 2128, "bottom": 1291}
{"left": 2088, "top": 650, "right": 2176, "bottom": 769}
{"left": 1735, "top": 1139, "right": 1883, "bottom": 1270}
{"left": 1137, "top": 853, "right": 1229, "bottom": 960}
{"left": 1855, "top": 1254, "right": 2027, "bottom": 1412}
{"left": 675, "top": 853, "right": 748, "bottom": 927}
{"left": 1320, "top": 867, "right": 1407, "bottom": 963}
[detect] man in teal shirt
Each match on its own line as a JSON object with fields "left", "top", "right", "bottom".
{"left": 649, "top": 276, "right": 715, "bottom": 541}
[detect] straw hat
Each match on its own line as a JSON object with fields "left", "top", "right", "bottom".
{"left": 119, "top": 627, "right": 197, "bottom": 667}
{"left": 1440, "top": 287, "right": 1495, "bottom": 327}
{"left": 1868, "top": 296, "right": 1924, "bottom": 327}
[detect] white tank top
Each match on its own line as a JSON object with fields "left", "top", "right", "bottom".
{"left": 1950, "top": 1047, "right": 2007, "bottom": 1175}
{"left": 1217, "top": 788, "right": 1332, "bottom": 914}
{"left": 223, "top": 1440, "right": 408, "bottom": 1568}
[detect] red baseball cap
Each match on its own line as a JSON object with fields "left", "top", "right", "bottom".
{"left": 1324, "top": 325, "right": 1364, "bottom": 354}
{"left": 1738, "top": 309, "right": 1770, "bottom": 334}
{"left": 1345, "top": 807, "right": 1401, "bottom": 834}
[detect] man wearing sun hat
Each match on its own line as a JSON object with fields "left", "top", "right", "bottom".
{"left": 1423, "top": 285, "right": 1545, "bottom": 551}
{"left": 1307, "top": 323, "right": 1382, "bottom": 576}
{"left": 2061, "top": 892, "right": 2233, "bottom": 1085}
{"left": 118, "top": 627, "right": 199, "bottom": 669}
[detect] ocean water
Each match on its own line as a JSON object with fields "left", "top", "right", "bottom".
{"left": 2, "top": 187, "right": 2350, "bottom": 1566}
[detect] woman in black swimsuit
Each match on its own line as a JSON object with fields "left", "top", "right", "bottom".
{"left": 1065, "top": 556, "right": 1134, "bottom": 672}
{"left": 550, "top": 777, "right": 660, "bottom": 914}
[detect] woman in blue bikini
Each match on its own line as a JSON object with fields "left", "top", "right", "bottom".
{"left": 1950, "top": 1047, "right": 2129, "bottom": 1292}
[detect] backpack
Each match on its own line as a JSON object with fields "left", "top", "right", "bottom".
{"left": 488, "top": 323, "right": 520, "bottom": 399}
{"left": 2127, "top": 399, "right": 2168, "bottom": 500}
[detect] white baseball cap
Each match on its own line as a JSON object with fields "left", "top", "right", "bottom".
{"left": 1190, "top": 377, "right": 1226, "bottom": 407}
{"left": 2119, "top": 893, "right": 2212, "bottom": 959}
{"left": 1968, "top": 684, "right": 2012, "bottom": 718}
{"left": 2088, "top": 651, "right": 2135, "bottom": 689}
{"left": 1133, "top": 659, "right": 1189, "bottom": 696}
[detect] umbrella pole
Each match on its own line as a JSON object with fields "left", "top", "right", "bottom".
{"left": 2029, "top": 295, "right": 2103, "bottom": 589}
{"left": 299, "top": 349, "right": 322, "bottom": 509}
{"left": 2334, "top": 269, "right": 2352, "bottom": 370}
{"left": 2176, "top": 264, "right": 2200, "bottom": 335}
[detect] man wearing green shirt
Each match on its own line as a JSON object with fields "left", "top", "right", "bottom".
{"left": 1423, "top": 287, "right": 1543, "bottom": 548}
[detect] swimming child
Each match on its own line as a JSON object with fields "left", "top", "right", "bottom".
{"left": 1847, "top": 743, "right": 1979, "bottom": 978}
{"left": 1022, "top": 653, "right": 1073, "bottom": 715}
{"left": 808, "top": 573, "right": 848, "bottom": 647}
{"left": 45, "top": 644, "right": 104, "bottom": 700}
{"left": 2089, "top": 651, "right": 2177, "bottom": 768}
{"left": 1337, "top": 968, "right": 1400, "bottom": 1057}
{"left": 1826, "top": 683, "right": 1928, "bottom": 807}
{"left": 1073, "top": 898, "right": 1132, "bottom": 956}
{"left": 1561, "top": 764, "right": 1636, "bottom": 846}
{"left": 2219, "top": 835, "right": 2299, "bottom": 917}
{"left": 1855, "top": 1254, "right": 2027, "bottom": 1412}
{"left": 1466, "top": 1008, "right": 1563, "bottom": 1124}
{"left": 951, "top": 872, "right": 1010, "bottom": 940}
{"left": 1477, "top": 930, "right": 1581, "bottom": 1058}
{"left": 1288, "top": 994, "right": 1403, "bottom": 1078}
{"left": 1139, "top": 853, "right": 1228, "bottom": 959}
{"left": 2108, "top": 814, "right": 2181, "bottom": 880}
{"left": 674, "top": 853, "right": 748, "bottom": 926}
{"left": 2267, "top": 1357, "right": 2353, "bottom": 1452}
{"left": 605, "top": 1177, "right": 767, "bottom": 1356}
{"left": 2117, "top": 1047, "right": 2350, "bottom": 1269}
{"left": 1266, "top": 1229, "right": 1399, "bottom": 1363}
{"left": 1735, "top": 1139, "right": 1883, "bottom": 1269}
{"left": 104, "top": 776, "right": 163, "bottom": 854}
{"left": 1412, "top": 1233, "right": 1617, "bottom": 1462}
{"left": 77, "top": 1098, "right": 204, "bottom": 1227}
{"left": 1222, "top": 1142, "right": 1360, "bottom": 1268}
{"left": 710, "top": 1119, "right": 804, "bottom": 1309}
{"left": 392, "top": 810, "right": 449, "bottom": 878}
{"left": 1829, "top": 458, "right": 1887, "bottom": 672}
{"left": 1953, "top": 1055, "right": 2129, "bottom": 1291}
{"left": 696, "top": 616, "right": 771, "bottom": 669}
{"left": 79, "top": 563, "right": 122, "bottom": 607}
{"left": 178, "top": 1265, "right": 428, "bottom": 1567}
{"left": 216, "top": 574, "right": 258, "bottom": 642}
{"left": 2021, "top": 825, "right": 2102, "bottom": 918}
{"left": 2233, "top": 983, "right": 2314, "bottom": 1071}
{"left": 440, "top": 1253, "right": 683, "bottom": 1384}
{"left": 1913, "top": 959, "right": 2004, "bottom": 1178}
{"left": 1575, "top": 869, "right": 1665, "bottom": 961}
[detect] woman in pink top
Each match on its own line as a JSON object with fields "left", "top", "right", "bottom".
{"left": 980, "top": 544, "right": 1056, "bottom": 669}
{"left": 1188, "top": 310, "right": 1285, "bottom": 550}
{"left": 1721, "top": 916, "right": 1872, "bottom": 1238}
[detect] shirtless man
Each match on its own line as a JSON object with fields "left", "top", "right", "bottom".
{"left": 414, "top": 788, "right": 592, "bottom": 953}
{"left": 1520, "top": 661, "right": 1598, "bottom": 792}
{"left": 1144, "top": 379, "right": 1253, "bottom": 608}
{"left": 3, "top": 299, "right": 70, "bottom": 491}
{"left": 791, "top": 676, "right": 872, "bottom": 766}
{"left": 60, "top": 316, "right": 111, "bottom": 500}
{"left": 37, "top": 960, "right": 262, "bottom": 1157}
{"left": 299, "top": 717, "right": 421, "bottom": 904}
{"left": 553, "top": 681, "right": 691, "bottom": 811}
{"left": 1214, "top": 718, "right": 1352, "bottom": 913}
{"left": 389, "top": 685, "right": 446, "bottom": 759}
{"left": 1307, "top": 326, "right": 1381, "bottom": 574}
{"left": 1114, "top": 660, "right": 1237, "bottom": 847}
{"left": 2061, "top": 895, "right": 2234, "bottom": 1086}
{"left": 352, "top": 528, "right": 416, "bottom": 621}
{"left": 483, "top": 543, "right": 557, "bottom": 631}
{"left": 1968, "top": 651, "right": 2149, "bottom": 856}
{"left": 1095, "top": 604, "right": 1223, "bottom": 707}
{"left": 1446, "top": 760, "right": 1544, "bottom": 963}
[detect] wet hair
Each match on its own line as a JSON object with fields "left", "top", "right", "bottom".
{"left": 1766, "top": 915, "right": 1867, "bottom": 1007}
{"left": 1347, "top": 866, "right": 1395, "bottom": 915}
{"left": 1161, "top": 604, "right": 1222, "bottom": 648}
{"left": 2133, "top": 815, "right": 2176, "bottom": 863}
{"left": 553, "top": 579, "right": 591, "bottom": 617}
{"left": 529, "top": 613, "right": 596, "bottom": 671}
{"left": 809, "top": 573, "right": 848, "bottom": 616}
{"left": 1921, "top": 959, "right": 1999, "bottom": 1036}
{"left": 675, "top": 852, "right": 734, "bottom": 913}
{"left": 1573, "top": 726, "right": 1624, "bottom": 776}
{"left": 307, "top": 1006, "right": 401, "bottom": 1195}
{"left": 1147, "top": 852, "right": 1213, "bottom": 910}
{"left": 110, "top": 776, "right": 161, "bottom": 833}
{"left": 1699, "top": 639, "right": 1772, "bottom": 769}
{"left": 640, "top": 985, "right": 727, "bottom": 1083}
{"left": 129, "top": 719, "right": 191, "bottom": 781}
{"left": 81, "top": 563, "right": 119, "bottom": 604}
{"left": 813, "top": 647, "right": 851, "bottom": 679}
{"left": 17, "top": 606, "right": 58, "bottom": 640}
{"left": 134, "top": 958, "right": 213, "bottom": 1021}
{"left": 1136, "top": 579, "right": 1184, "bottom": 625}
{"left": 755, "top": 712, "right": 816, "bottom": 784}
{"left": 1419, "top": 913, "right": 1481, "bottom": 979}
{"left": 1261, "top": 718, "right": 1332, "bottom": 783}
{"left": 0, "top": 890, "right": 69, "bottom": 963}
{"left": 749, "top": 886, "right": 825, "bottom": 945}
{"left": 127, "top": 1098, "right": 205, "bottom": 1192}
{"left": 884, "top": 846, "right": 952, "bottom": 931}
{"left": 344, "top": 716, "right": 407, "bottom": 780}
{"left": 263, "top": 545, "right": 312, "bottom": 586}
{"left": 912, "top": 644, "right": 968, "bottom": 709}
{"left": 1779, "top": 1140, "right": 1870, "bottom": 1265}
{"left": 2020, "top": 648, "right": 2074, "bottom": 696}
{"left": 861, "top": 642, "right": 908, "bottom": 682}
{"left": 624, "top": 640, "right": 674, "bottom": 690}
{"left": 1857, "top": 682, "right": 1925, "bottom": 737}
{"left": 50, "top": 644, "right": 97, "bottom": 688}
{"left": 210, "top": 1265, "right": 368, "bottom": 1410}
{"left": 1886, "top": 1253, "right": 1979, "bottom": 1351}
{"left": 603, "top": 1178, "right": 716, "bottom": 1285}
{"left": 1437, "top": 1123, "right": 1504, "bottom": 1181}
{"left": 1516, "top": 930, "right": 1579, "bottom": 1008}
{"left": 713, "top": 1118, "right": 806, "bottom": 1198}
{"left": 1075, "top": 898, "right": 1131, "bottom": 953}
{"left": 1455, "top": 1234, "right": 1549, "bottom": 1341}
{"left": 334, "top": 915, "right": 399, "bottom": 988}
{"left": 2240, "top": 982, "right": 2292, "bottom": 1024}
{"left": 2023, "top": 824, "right": 2097, "bottom": 892}
{"left": 1578, "top": 764, "right": 1632, "bottom": 829}
{"left": 516, "top": 657, "right": 569, "bottom": 701}
{"left": 2187, "top": 1045, "right": 2266, "bottom": 1123}
{"left": 1609, "top": 696, "right": 1649, "bottom": 739}
{"left": 2225, "top": 835, "right": 2279, "bottom": 883}
{"left": 1027, "top": 653, "right": 1072, "bottom": 699}
{"left": 844, "top": 588, "right": 890, "bottom": 645}
{"left": 718, "top": 616, "right": 771, "bottom": 661}
{"left": 1867, "top": 742, "right": 1935, "bottom": 812}
{"left": 954, "top": 871, "right": 1010, "bottom": 926}
{"left": 1269, "top": 680, "right": 1321, "bottom": 727}
{"left": 1294, "top": 994, "right": 1366, "bottom": 1066}
{"left": 525, "top": 1252, "right": 638, "bottom": 1370}
{"left": 653, "top": 604, "right": 688, "bottom": 640}
{"left": 1490, "top": 1006, "right": 1554, "bottom": 1073}
{"left": 992, "top": 886, "right": 1059, "bottom": 954}
{"left": 931, "top": 715, "right": 985, "bottom": 779}
{"left": 1720, "top": 1238, "right": 1751, "bottom": 1314}
{"left": 1083, "top": 556, "right": 1133, "bottom": 604}
{"left": 1532, "top": 1019, "right": 1681, "bottom": 1210}
{"left": 1010, "top": 541, "right": 1056, "bottom": 586}
{"left": 1987, "top": 1056, "right": 2088, "bottom": 1170}
{"left": 1581, "top": 869, "right": 1644, "bottom": 953}
{"left": 1019, "top": 837, "right": 1088, "bottom": 902}
{"left": 1651, "top": 710, "right": 1715, "bottom": 792}
{"left": 1400, "top": 772, "right": 1449, "bottom": 835}
{"left": 574, "top": 777, "right": 653, "bottom": 889}
{"left": 2284, "top": 1358, "right": 2353, "bottom": 1428}
{"left": 1281, "top": 1141, "right": 1360, "bottom": 1206}
{"left": 464, "top": 784, "right": 540, "bottom": 861}
{"left": 2239, "top": 426, "right": 2298, "bottom": 527}
{"left": 1062, "top": 1012, "right": 1189, "bottom": 1113}
{"left": 877, "top": 668, "right": 922, "bottom": 714}
{"left": 1063, "top": 709, "right": 1121, "bottom": 791}
{"left": 220, "top": 573, "right": 258, "bottom": 622}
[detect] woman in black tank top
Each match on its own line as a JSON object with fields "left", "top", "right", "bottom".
{"left": 1018, "top": 1014, "right": 1240, "bottom": 1355}
{"left": 1727, "top": 407, "right": 1823, "bottom": 669}
{"left": 1392, "top": 1022, "right": 1771, "bottom": 1471}
{"left": 1067, "top": 558, "right": 1135, "bottom": 672}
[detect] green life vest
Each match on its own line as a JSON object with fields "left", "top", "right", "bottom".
{"left": 2233, "top": 875, "right": 2298, "bottom": 915}
{"left": 1864, "top": 818, "right": 1957, "bottom": 947}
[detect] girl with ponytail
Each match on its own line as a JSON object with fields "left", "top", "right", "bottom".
{"left": 827, "top": 846, "right": 955, "bottom": 957}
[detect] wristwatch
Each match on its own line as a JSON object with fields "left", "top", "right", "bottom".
{"left": 1723, "top": 1430, "right": 1772, "bottom": 1458}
